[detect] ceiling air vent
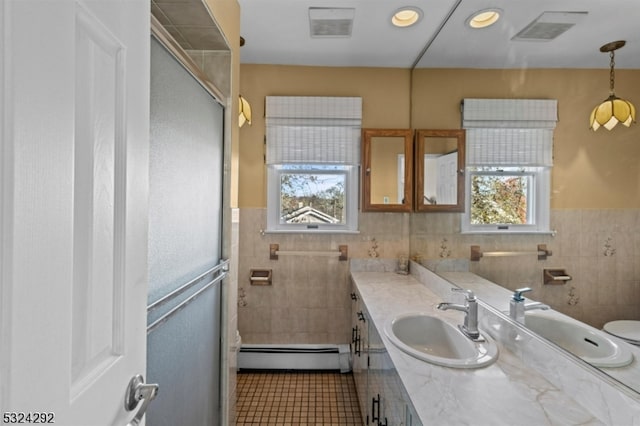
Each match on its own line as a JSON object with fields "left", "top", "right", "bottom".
{"left": 512, "top": 11, "right": 587, "bottom": 41}
{"left": 309, "top": 7, "right": 355, "bottom": 38}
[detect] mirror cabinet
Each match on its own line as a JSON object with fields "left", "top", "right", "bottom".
{"left": 415, "top": 129, "right": 465, "bottom": 212}
{"left": 361, "top": 128, "right": 465, "bottom": 212}
{"left": 361, "top": 129, "right": 413, "bottom": 212}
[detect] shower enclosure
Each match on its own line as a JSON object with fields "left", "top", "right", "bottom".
{"left": 146, "top": 36, "right": 226, "bottom": 425}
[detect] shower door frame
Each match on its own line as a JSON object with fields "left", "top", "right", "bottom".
{"left": 147, "top": 19, "right": 229, "bottom": 426}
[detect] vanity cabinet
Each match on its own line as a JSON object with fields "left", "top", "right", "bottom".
{"left": 349, "top": 264, "right": 639, "bottom": 425}
{"left": 368, "top": 317, "right": 393, "bottom": 426}
{"left": 350, "top": 282, "right": 369, "bottom": 419}
{"left": 369, "top": 317, "right": 421, "bottom": 426}
{"left": 350, "top": 278, "right": 422, "bottom": 426}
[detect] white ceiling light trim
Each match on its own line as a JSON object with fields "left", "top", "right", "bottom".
{"left": 466, "top": 8, "right": 501, "bottom": 29}
{"left": 309, "top": 7, "right": 355, "bottom": 38}
{"left": 392, "top": 7, "right": 423, "bottom": 28}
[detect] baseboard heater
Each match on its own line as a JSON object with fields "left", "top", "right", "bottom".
{"left": 238, "top": 344, "right": 351, "bottom": 373}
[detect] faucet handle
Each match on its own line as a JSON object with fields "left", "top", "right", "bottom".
{"left": 512, "top": 287, "right": 532, "bottom": 302}
{"left": 451, "top": 287, "right": 476, "bottom": 301}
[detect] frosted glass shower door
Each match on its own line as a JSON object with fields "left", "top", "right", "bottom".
{"left": 147, "top": 36, "right": 225, "bottom": 425}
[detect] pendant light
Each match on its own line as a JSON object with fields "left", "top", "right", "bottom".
{"left": 589, "top": 40, "right": 636, "bottom": 131}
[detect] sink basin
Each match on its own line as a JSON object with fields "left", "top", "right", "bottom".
{"left": 524, "top": 311, "right": 634, "bottom": 368}
{"left": 384, "top": 312, "right": 498, "bottom": 368}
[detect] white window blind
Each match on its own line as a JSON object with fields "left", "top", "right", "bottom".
{"left": 266, "top": 96, "right": 362, "bottom": 164}
{"left": 466, "top": 128, "right": 555, "bottom": 166}
{"left": 462, "top": 99, "right": 558, "bottom": 167}
{"left": 462, "top": 98, "right": 558, "bottom": 129}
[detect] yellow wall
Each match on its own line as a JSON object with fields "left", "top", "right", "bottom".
{"left": 240, "top": 65, "right": 640, "bottom": 209}
{"left": 238, "top": 65, "right": 411, "bottom": 207}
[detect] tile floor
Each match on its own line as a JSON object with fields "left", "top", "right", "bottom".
{"left": 236, "top": 371, "right": 363, "bottom": 425}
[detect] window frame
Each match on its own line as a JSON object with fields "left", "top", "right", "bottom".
{"left": 266, "top": 164, "right": 360, "bottom": 233}
{"left": 461, "top": 166, "right": 551, "bottom": 234}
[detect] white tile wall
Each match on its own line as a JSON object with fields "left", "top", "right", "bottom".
{"left": 237, "top": 208, "right": 640, "bottom": 344}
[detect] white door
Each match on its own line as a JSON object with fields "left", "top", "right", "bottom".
{"left": 436, "top": 151, "right": 458, "bottom": 205}
{"left": 1, "top": 1, "right": 151, "bottom": 425}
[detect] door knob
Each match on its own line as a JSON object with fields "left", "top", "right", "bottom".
{"left": 125, "top": 374, "right": 159, "bottom": 426}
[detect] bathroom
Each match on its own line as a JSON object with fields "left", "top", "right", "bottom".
{"left": 234, "top": 16, "right": 640, "bottom": 401}
{"left": 233, "top": 3, "right": 640, "bottom": 424}
{"left": 237, "top": 65, "right": 640, "bottom": 340}
{"left": 4, "top": 0, "right": 640, "bottom": 424}
{"left": 234, "top": 62, "right": 640, "bottom": 420}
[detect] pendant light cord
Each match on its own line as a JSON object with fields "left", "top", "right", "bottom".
{"left": 609, "top": 51, "right": 616, "bottom": 95}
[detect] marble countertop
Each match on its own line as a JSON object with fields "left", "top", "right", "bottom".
{"left": 437, "top": 270, "right": 640, "bottom": 395}
{"left": 350, "top": 265, "right": 640, "bottom": 425}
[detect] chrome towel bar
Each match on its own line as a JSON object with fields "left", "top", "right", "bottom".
{"left": 147, "top": 259, "right": 229, "bottom": 314}
{"left": 146, "top": 259, "right": 229, "bottom": 334}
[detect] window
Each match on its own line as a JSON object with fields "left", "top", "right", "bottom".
{"left": 267, "top": 164, "right": 359, "bottom": 232}
{"left": 463, "top": 166, "right": 550, "bottom": 233}
{"left": 265, "top": 96, "right": 362, "bottom": 233}
{"left": 461, "top": 98, "right": 557, "bottom": 234}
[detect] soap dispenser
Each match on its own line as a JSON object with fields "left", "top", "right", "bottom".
{"left": 509, "top": 287, "right": 531, "bottom": 324}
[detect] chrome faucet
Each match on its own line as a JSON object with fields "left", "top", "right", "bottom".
{"left": 509, "top": 287, "right": 550, "bottom": 324}
{"left": 437, "top": 288, "right": 484, "bottom": 342}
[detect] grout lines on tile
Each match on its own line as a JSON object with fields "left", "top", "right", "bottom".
{"left": 236, "top": 371, "right": 362, "bottom": 425}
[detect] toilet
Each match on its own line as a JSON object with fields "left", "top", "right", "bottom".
{"left": 603, "top": 320, "right": 640, "bottom": 346}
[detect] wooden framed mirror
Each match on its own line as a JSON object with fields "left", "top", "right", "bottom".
{"left": 415, "top": 129, "right": 465, "bottom": 212}
{"left": 361, "top": 129, "right": 413, "bottom": 212}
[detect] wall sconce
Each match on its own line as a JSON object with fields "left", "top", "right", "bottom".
{"left": 589, "top": 40, "right": 636, "bottom": 131}
{"left": 239, "top": 95, "right": 252, "bottom": 127}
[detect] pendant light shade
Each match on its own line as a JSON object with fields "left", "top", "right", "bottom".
{"left": 589, "top": 40, "right": 636, "bottom": 131}
{"left": 589, "top": 95, "right": 636, "bottom": 131}
{"left": 239, "top": 95, "right": 252, "bottom": 127}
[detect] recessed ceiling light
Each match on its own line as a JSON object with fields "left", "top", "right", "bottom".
{"left": 392, "top": 7, "right": 423, "bottom": 28}
{"left": 467, "top": 8, "right": 501, "bottom": 29}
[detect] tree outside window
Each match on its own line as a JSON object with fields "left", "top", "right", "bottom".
{"left": 470, "top": 170, "right": 530, "bottom": 225}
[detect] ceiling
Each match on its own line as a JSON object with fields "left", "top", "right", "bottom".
{"left": 237, "top": 0, "right": 640, "bottom": 69}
